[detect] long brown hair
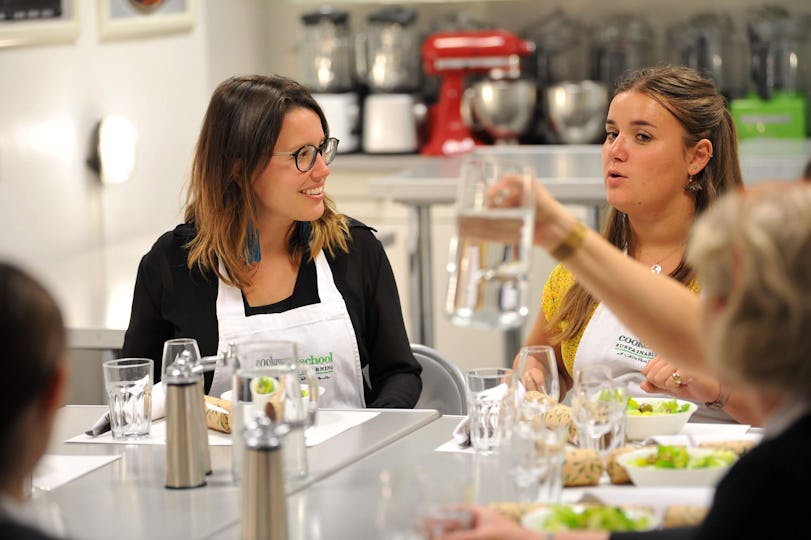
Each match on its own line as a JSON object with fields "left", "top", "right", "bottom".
{"left": 551, "top": 65, "right": 743, "bottom": 344}
{"left": 183, "top": 74, "right": 349, "bottom": 288}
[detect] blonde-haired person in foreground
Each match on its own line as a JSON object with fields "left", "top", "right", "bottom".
{"left": 440, "top": 183, "right": 811, "bottom": 539}
{"left": 0, "top": 262, "right": 69, "bottom": 539}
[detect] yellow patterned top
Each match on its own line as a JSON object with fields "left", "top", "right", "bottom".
{"left": 541, "top": 264, "right": 700, "bottom": 377}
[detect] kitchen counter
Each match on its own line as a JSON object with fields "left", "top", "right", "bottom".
{"left": 367, "top": 140, "right": 811, "bottom": 347}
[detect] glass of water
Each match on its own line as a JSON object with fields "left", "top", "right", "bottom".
{"left": 446, "top": 156, "right": 536, "bottom": 330}
{"left": 229, "top": 340, "right": 309, "bottom": 486}
{"left": 102, "top": 358, "right": 153, "bottom": 440}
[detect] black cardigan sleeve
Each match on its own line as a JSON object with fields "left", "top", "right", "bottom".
{"left": 334, "top": 220, "right": 422, "bottom": 408}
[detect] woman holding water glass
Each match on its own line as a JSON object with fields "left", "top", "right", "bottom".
{"left": 0, "top": 262, "right": 69, "bottom": 539}
{"left": 121, "top": 74, "right": 421, "bottom": 409}
{"left": 515, "top": 66, "right": 757, "bottom": 424}
{"left": 438, "top": 184, "right": 811, "bottom": 539}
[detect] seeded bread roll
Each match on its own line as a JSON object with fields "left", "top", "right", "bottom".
{"left": 605, "top": 445, "right": 645, "bottom": 484}
{"left": 544, "top": 404, "right": 577, "bottom": 444}
{"left": 698, "top": 439, "right": 756, "bottom": 456}
{"left": 563, "top": 447, "right": 603, "bottom": 486}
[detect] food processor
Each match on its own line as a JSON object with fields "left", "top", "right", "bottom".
{"left": 299, "top": 7, "right": 360, "bottom": 153}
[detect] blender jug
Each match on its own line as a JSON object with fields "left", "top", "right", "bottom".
{"left": 591, "top": 14, "right": 654, "bottom": 95}
{"left": 667, "top": 12, "right": 741, "bottom": 99}
{"left": 356, "top": 6, "right": 421, "bottom": 92}
{"left": 299, "top": 7, "right": 354, "bottom": 93}
{"left": 747, "top": 6, "right": 808, "bottom": 100}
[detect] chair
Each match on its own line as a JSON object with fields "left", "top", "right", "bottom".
{"left": 411, "top": 343, "right": 468, "bottom": 415}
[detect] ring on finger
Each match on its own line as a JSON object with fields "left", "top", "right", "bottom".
{"left": 671, "top": 371, "right": 683, "bottom": 386}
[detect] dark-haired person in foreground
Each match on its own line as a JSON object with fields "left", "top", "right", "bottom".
{"left": 0, "top": 262, "right": 69, "bottom": 539}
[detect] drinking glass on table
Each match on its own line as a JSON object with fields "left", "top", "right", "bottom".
{"left": 513, "top": 345, "right": 560, "bottom": 416}
{"left": 571, "top": 373, "right": 628, "bottom": 479}
{"left": 445, "top": 156, "right": 536, "bottom": 330}
{"left": 229, "top": 340, "right": 313, "bottom": 486}
{"left": 102, "top": 358, "right": 153, "bottom": 440}
{"left": 465, "top": 367, "right": 513, "bottom": 455}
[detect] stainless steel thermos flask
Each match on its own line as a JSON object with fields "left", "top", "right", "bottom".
{"left": 241, "top": 418, "right": 287, "bottom": 540}
{"left": 165, "top": 361, "right": 207, "bottom": 489}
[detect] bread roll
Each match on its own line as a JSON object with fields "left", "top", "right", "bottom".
{"left": 204, "top": 407, "right": 231, "bottom": 433}
{"left": 563, "top": 447, "right": 603, "bottom": 486}
{"left": 605, "top": 445, "right": 646, "bottom": 485}
{"left": 698, "top": 439, "right": 756, "bottom": 456}
{"left": 544, "top": 404, "right": 577, "bottom": 444}
{"left": 662, "top": 505, "right": 708, "bottom": 527}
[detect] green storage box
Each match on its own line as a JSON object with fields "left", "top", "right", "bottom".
{"left": 730, "top": 92, "right": 807, "bottom": 140}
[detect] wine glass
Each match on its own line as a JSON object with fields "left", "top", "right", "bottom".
{"left": 570, "top": 369, "right": 628, "bottom": 480}
{"left": 513, "top": 345, "right": 560, "bottom": 418}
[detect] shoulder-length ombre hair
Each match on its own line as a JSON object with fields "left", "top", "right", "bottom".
{"left": 183, "top": 74, "right": 349, "bottom": 288}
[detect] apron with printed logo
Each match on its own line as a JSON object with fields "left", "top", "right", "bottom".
{"left": 573, "top": 302, "right": 729, "bottom": 423}
{"left": 209, "top": 251, "right": 365, "bottom": 408}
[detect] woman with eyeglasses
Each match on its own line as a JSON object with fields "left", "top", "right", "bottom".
{"left": 121, "top": 74, "right": 421, "bottom": 408}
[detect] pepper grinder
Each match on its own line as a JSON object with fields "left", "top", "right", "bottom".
{"left": 241, "top": 413, "right": 288, "bottom": 540}
{"left": 181, "top": 349, "right": 212, "bottom": 475}
{"left": 165, "top": 358, "right": 207, "bottom": 489}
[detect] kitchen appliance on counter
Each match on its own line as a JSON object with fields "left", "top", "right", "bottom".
{"left": 666, "top": 12, "right": 743, "bottom": 100}
{"left": 522, "top": 8, "right": 606, "bottom": 144}
{"left": 300, "top": 7, "right": 360, "bottom": 153}
{"left": 462, "top": 77, "right": 537, "bottom": 145}
{"left": 542, "top": 80, "right": 608, "bottom": 144}
{"left": 420, "top": 29, "right": 535, "bottom": 156}
{"left": 730, "top": 6, "right": 809, "bottom": 139}
{"left": 590, "top": 14, "right": 655, "bottom": 96}
{"left": 355, "top": 6, "right": 423, "bottom": 154}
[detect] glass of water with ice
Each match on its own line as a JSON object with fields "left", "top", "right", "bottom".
{"left": 445, "top": 156, "right": 536, "bottom": 330}
{"left": 102, "top": 358, "right": 153, "bottom": 440}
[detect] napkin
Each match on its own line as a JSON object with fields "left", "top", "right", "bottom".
{"left": 452, "top": 382, "right": 511, "bottom": 448}
{"left": 85, "top": 381, "right": 167, "bottom": 437}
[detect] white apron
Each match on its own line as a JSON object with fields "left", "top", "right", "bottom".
{"left": 209, "top": 251, "right": 366, "bottom": 408}
{"left": 573, "top": 302, "right": 729, "bottom": 423}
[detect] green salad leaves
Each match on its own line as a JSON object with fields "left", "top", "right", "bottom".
{"left": 630, "top": 445, "right": 737, "bottom": 469}
{"left": 538, "top": 505, "right": 652, "bottom": 532}
{"left": 626, "top": 398, "right": 691, "bottom": 416}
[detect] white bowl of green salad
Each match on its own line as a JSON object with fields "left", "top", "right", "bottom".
{"left": 521, "top": 504, "right": 659, "bottom": 533}
{"left": 625, "top": 397, "right": 698, "bottom": 441}
{"left": 618, "top": 444, "right": 737, "bottom": 487}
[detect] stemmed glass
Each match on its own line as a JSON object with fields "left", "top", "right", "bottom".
{"left": 513, "top": 345, "right": 560, "bottom": 417}
{"left": 570, "top": 365, "right": 628, "bottom": 479}
{"left": 501, "top": 345, "right": 566, "bottom": 503}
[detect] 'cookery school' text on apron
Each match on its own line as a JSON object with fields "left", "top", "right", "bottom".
{"left": 573, "top": 302, "right": 661, "bottom": 398}
{"left": 209, "top": 252, "right": 365, "bottom": 408}
{"left": 573, "top": 302, "right": 730, "bottom": 423}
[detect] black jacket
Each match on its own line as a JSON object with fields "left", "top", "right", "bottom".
{"left": 121, "top": 218, "right": 421, "bottom": 408}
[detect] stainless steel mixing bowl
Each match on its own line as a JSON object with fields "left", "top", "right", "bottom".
{"left": 542, "top": 80, "right": 608, "bottom": 144}
{"left": 464, "top": 78, "right": 537, "bottom": 144}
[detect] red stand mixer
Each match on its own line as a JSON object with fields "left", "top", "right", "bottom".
{"left": 420, "top": 30, "right": 535, "bottom": 156}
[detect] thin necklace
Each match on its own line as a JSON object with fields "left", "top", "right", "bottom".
{"left": 647, "top": 244, "right": 685, "bottom": 274}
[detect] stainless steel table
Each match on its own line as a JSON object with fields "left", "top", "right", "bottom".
{"left": 37, "top": 405, "right": 440, "bottom": 540}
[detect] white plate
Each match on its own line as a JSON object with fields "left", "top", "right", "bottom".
{"left": 625, "top": 398, "right": 698, "bottom": 441}
{"left": 617, "top": 447, "right": 733, "bottom": 487}
{"left": 219, "top": 384, "right": 325, "bottom": 402}
{"left": 521, "top": 504, "right": 659, "bottom": 532}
